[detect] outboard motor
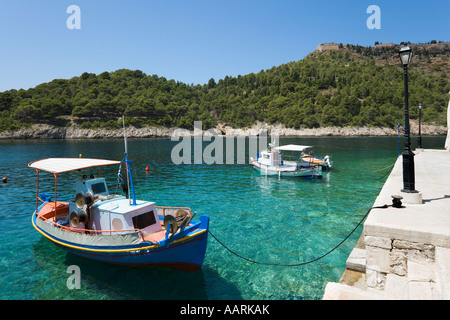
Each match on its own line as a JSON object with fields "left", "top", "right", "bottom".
{"left": 324, "top": 155, "right": 332, "bottom": 168}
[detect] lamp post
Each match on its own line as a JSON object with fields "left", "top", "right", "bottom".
{"left": 418, "top": 103, "right": 422, "bottom": 148}
{"left": 399, "top": 46, "right": 417, "bottom": 193}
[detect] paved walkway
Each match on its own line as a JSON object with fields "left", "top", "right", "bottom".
{"left": 323, "top": 149, "right": 450, "bottom": 300}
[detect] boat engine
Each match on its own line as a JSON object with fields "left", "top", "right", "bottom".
{"left": 324, "top": 155, "right": 332, "bottom": 168}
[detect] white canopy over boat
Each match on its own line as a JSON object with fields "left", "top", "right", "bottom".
{"left": 273, "top": 144, "right": 312, "bottom": 152}
{"left": 28, "top": 158, "right": 121, "bottom": 174}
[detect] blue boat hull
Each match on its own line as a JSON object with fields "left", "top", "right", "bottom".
{"left": 32, "top": 208, "right": 209, "bottom": 272}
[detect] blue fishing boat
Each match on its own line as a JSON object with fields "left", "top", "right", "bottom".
{"left": 29, "top": 120, "right": 209, "bottom": 272}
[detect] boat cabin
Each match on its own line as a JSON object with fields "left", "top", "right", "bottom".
{"left": 68, "top": 175, "right": 161, "bottom": 235}
{"left": 257, "top": 149, "right": 282, "bottom": 167}
{"left": 88, "top": 198, "right": 161, "bottom": 234}
{"left": 75, "top": 175, "right": 109, "bottom": 197}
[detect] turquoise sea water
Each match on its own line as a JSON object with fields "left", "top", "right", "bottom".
{"left": 0, "top": 135, "right": 445, "bottom": 300}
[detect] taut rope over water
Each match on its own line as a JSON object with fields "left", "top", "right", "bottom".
{"left": 208, "top": 204, "right": 388, "bottom": 267}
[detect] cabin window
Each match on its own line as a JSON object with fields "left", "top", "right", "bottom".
{"left": 132, "top": 210, "right": 156, "bottom": 229}
{"left": 91, "top": 182, "right": 106, "bottom": 194}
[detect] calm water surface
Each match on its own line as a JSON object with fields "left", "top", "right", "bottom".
{"left": 0, "top": 135, "right": 445, "bottom": 300}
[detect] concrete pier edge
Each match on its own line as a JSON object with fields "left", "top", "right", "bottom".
{"left": 323, "top": 148, "right": 450, "bottom": 300}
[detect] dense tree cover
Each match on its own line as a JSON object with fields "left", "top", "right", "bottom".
{"left": 205, "top": 45, "right": 449, "bottom": 129}
{"left": 0, "top": 43, "right": 448, "bottom": 132}
{"left": 0, "top": 70, "right": 213, "bottom": 131}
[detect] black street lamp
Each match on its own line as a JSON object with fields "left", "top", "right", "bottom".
{"left": 418, "top": 103, "right": 422, "bottom": 148}
{"left": 399, "top": 46, "right": 417, "bottom": 193}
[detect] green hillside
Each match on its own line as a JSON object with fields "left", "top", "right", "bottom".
{"left": 0, "top": 42, "right": 448, "bottom": 132}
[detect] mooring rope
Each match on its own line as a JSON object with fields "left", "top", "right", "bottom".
{"left": 372, "top": 163, "right": 395, "bottom": 173}
{"left": 374, "top": 163, "right": 395, "bottom": 181}
{"left": 208, "top": 204, "right": 388, "bottom": 267}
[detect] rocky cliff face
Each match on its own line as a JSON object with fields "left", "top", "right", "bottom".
{"left": 0, "top": 122, "right": 446, "bottom": 139}
{"left": 219, "top": 122, "right": 447, "bottom": 137}
{"left": 0, "top": 124, "right": 178, "bottom": 139}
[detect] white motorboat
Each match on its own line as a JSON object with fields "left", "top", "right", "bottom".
{"left": 251, "top": 144, "right": 322, "bottom": 178}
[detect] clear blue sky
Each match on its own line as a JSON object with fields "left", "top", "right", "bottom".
{"left": 0, "top": 0, "right": 448, "bottom": 92}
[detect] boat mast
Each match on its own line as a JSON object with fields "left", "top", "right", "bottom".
{"left": 122, "top": 116, "right": 136, "bottom": 205}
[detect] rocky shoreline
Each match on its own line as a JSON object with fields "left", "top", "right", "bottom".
{"left": 0, "top": 121, "right": 447, "bottom": 139}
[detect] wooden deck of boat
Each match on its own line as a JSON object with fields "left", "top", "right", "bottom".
{"left": 37, "top": 201, "right": 69, "bottom": 219}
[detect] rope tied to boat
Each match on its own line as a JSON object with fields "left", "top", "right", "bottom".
{"left": 208, "top": 204, "right": 388, "bottom": 267}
